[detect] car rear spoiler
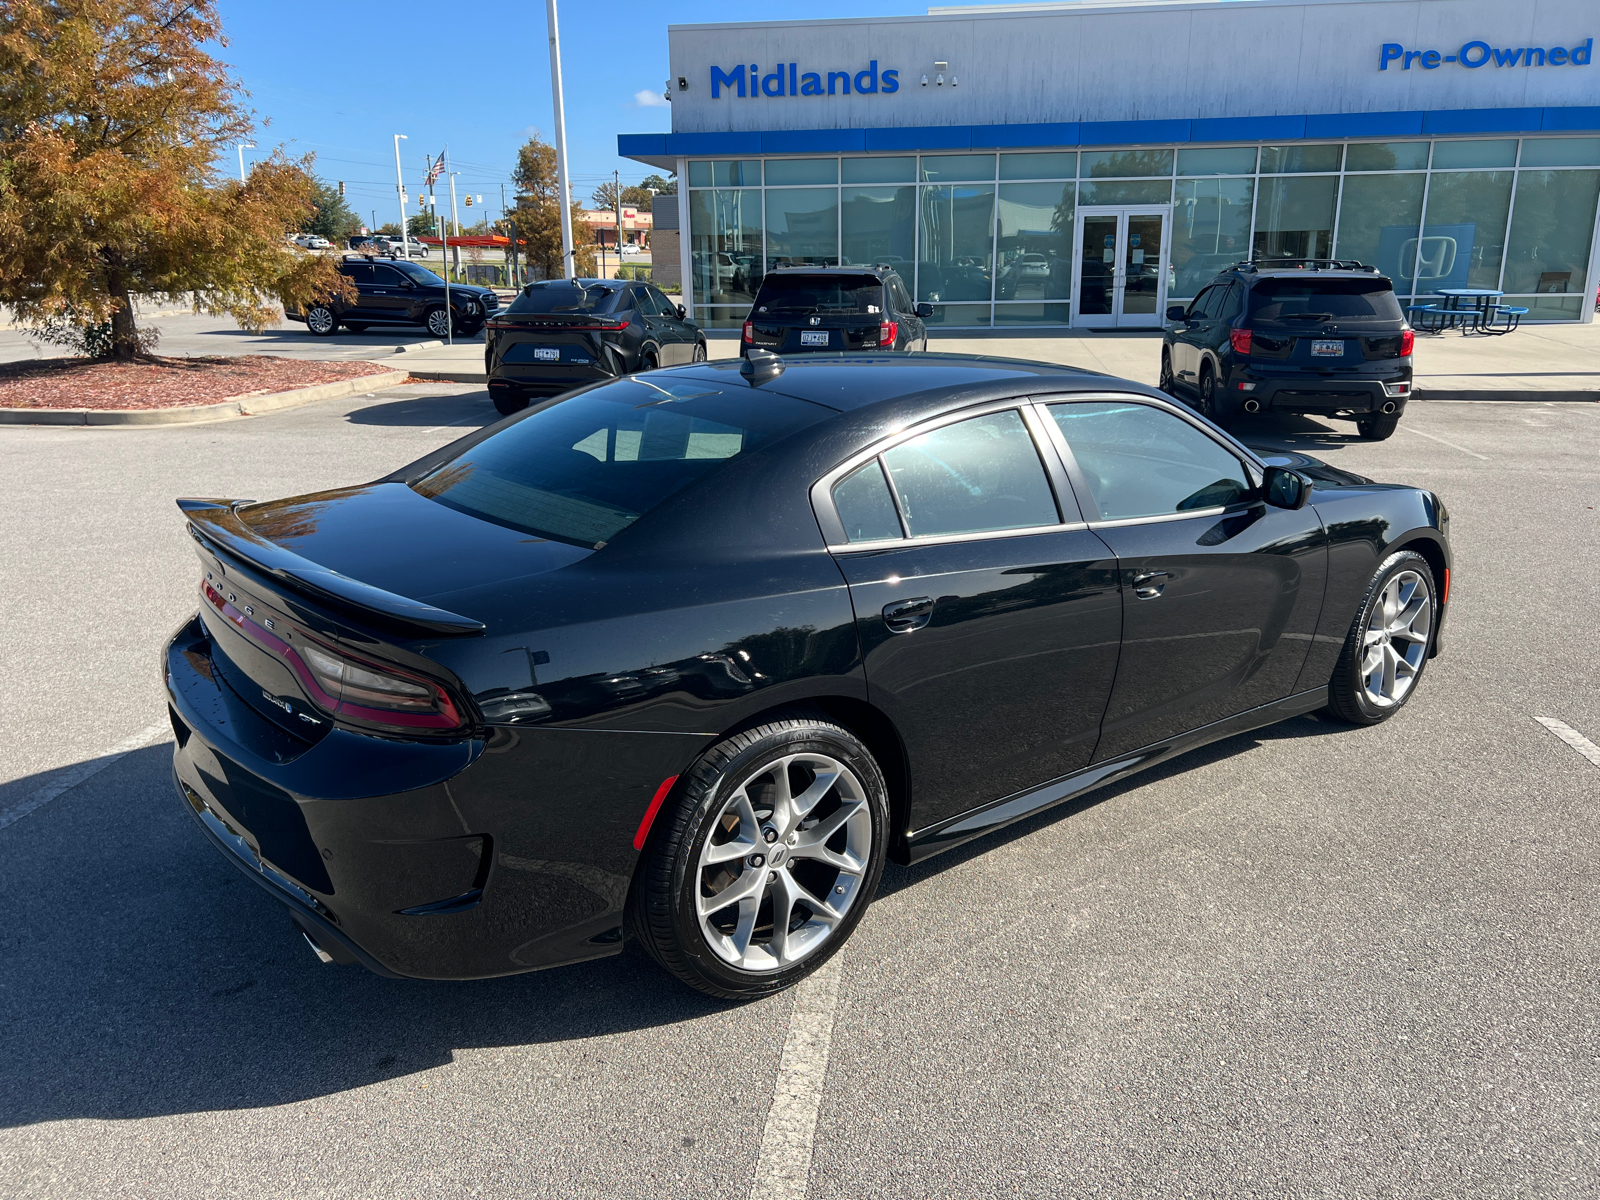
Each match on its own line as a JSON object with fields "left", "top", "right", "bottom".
{"left": 176, "top": 497, "right": 486, "bottom": 637}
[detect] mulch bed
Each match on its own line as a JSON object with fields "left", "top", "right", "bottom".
{"left": 0, "top": 355, "right": 396, "bottom": 411}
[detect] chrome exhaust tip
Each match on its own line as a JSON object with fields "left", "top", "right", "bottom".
{"left": 302, "top": 930, "right": 335, "bottom": 965}
{"left": 1382, "top": 401, "right": 1397, "bottom": 414}
{"left": 1243, "top": 399, "right": 1260, "bottom": 413}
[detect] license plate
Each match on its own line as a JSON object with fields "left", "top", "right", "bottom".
{"left": 1311, "top": 339, "right": 1345, "bottom": 357}
{"left": 533, "top": 347, "right": 560, "bottom": 362}
{"left": 800, "top": 331, "right": 830, "bottom": 347}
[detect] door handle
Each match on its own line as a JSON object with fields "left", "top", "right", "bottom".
{"left": 882, "top": 596, "right": 935, "bottom": 633}
{"left": 1132, "top": 571, "right": 1170, "bottom": 599}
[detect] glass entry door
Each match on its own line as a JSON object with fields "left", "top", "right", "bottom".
{"left": 1074, "top": 207, "right": 1170, "bottom": 328}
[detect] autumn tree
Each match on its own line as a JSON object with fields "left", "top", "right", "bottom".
{"left": 0, "top": 0, "right": 350, "bottom": 360}
{"left": 513, "top": 131, "right": 595, "bottom": 278}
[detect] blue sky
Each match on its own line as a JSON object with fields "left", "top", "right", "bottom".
{"left": 216, "top": 0, "right": 934, "bottom": 225}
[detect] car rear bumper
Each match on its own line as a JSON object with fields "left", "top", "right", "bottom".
{"left": 488, "top": 363, "right": 617, "bottom": 400}
{"left": 165, "top": 615, "right": 707, "bottom": 980}
{"left": 1228, "top": 364, "right": 1413, "bottom": 415}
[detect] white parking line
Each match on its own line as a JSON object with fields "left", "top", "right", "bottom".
{"left": 1399, "top": 425, "right": 1490, "bottom": 461}
{"left": 420, "top": 413, "right": 485, "bottom": 437}
{"left": 1534, "top": 716, "right": 1600, "bottom": 769}
{"left": 0, "top": 722, "right": 169, "bottom": 833}
{"left": 748, "top": 958, "right": 843, "bottom": 1200}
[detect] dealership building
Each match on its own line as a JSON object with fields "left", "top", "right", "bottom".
{"left": 620, "top": 0, "right": 1600, "bottom": 329}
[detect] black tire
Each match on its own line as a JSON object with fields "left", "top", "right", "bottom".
{"left": 305, "top": 305, "right": 338, "bottom": 337}
{"left": 1357, "top": 412, "right": 1401, "bottom": 441}
{"left": 640, "top": 349, "right": 660, "bottom": 372}
{"left": 692, "top": 341, "right": 708, "bottom": 362}
{"left": 1323, "top": 549, "right": 1437, "bottom": 726}
{"left": 343, "top": 322, "right": 369, "bottom": 333}
{"left": 424, "top": 307, "right": 451, "bottom": 339}
{"left": 1158, "top": 350, "right": 1177, "bottom": 397}
{"left": 627, "top": 714, "right": 891, "bottom": 1000}
{"left": 1197, "top": 362, "right": 1218, "bottom": 420}
{"left": 460, "top": 321, "right": 484, "bottom": 339}
{"left": 492, "top": 392, "right": 528, "bottom": 417}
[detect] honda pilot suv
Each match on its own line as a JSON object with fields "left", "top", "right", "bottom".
{"left": 741, "top": 265, "right": 931, "bottom": 357}
{"left": 1160, "top": 260, "right": 1413, "bottom": 440}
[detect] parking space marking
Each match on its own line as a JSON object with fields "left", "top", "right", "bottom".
{"left": 420, "top": 412, "right": 487, "bottom": 437}
{"left": 748, "top": 957, "right": 843, "bottom": 1200}
{"left": 0, "top": 722, "right": 168, "bottom": 833}
{"left": 1534, "top": 716, "right": 1600, "bottom": 769}
{"left": 1400, "top": 425, "right": 1490, "bottom": 461}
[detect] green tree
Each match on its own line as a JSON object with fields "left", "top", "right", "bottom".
{"left": 514, "top": 132, "right": 595, "bottom": 277}
{"left": 306, "top": 179, "right": 359, "bottom": 241}
{"left": 0, "top": 0, "right": 350, "bottom": 359}
{"left": 638, "top": 173, "right": 675, "bottom": 197}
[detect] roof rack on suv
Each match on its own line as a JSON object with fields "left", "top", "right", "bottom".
{"left": 1230, "top": 259, "right": 1378, "bottom": 273}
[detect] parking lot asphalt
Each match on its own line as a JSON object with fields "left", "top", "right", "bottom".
{"left": 1, "top": 384, "right": 1596, "bottom": 1198}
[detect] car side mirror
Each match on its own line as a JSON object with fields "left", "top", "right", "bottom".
{"left": 676, "top": 304, "right": 686, "bottom": 319}
{"left": 915, "top": 302, "right": 934, "bottom": 319}
{"left": 1263, "top": 466, "right": 1312, "bottom": 511}
{"left": 1166, "top": 305, "right": 1188, "bottom": 321}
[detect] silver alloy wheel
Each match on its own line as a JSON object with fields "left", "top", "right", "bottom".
{"left": 426, "top": 308, "right": 451, "bottom": 338}
{"left": 306, "top": 306, "right": 334, "bottom": 334}
{"left": 1361, "top": 569, "right": 1432, "bottom": 707}
{"left": 695, "top": 752, "right": 873, "bottom": 972}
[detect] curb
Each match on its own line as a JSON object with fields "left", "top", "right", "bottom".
{"left": 403, "top": 369, "right": 488, "bottom": 383}
{"left": 1416, "top": 388, "right": 1598, "bottom": 403}
{"left": 0, "top": 368, "right": 411, "bottom": 427}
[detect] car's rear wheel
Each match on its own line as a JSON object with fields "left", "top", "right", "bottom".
{"left": 628, "top": 714, "right": 890, "bottom": 999}
{"left": 425, "top": 307, "right": 451, "bottom": 339}
{"left": 1159, "top": 350, "right": 1177, "bottom": 397}
{"left": 1357, "top": 413, "right": 1400, "bottom": 440}
{"left": 305, "top": 305, "right": 338, "bottom": 336}
{"left": 1323, "top": 550, "right": 1436, "bottom": 726}
{"left": 492, "top": 392, "right": 528, "bottom": 416}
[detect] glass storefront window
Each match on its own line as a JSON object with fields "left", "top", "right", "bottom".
{"left": 1078, "top": 179, "right": 1172, "bottom": 206}
{"left": 1177, "top": 146, "right": 1257, "bottom": 176}
{"left": 1344, "top": 142, "right": 1430, "bottom": 172}
{"left": 996, "top": 182, "right": 1074, "bottom": 300}
{"left": 1252, "top": 175, "right": 1337, "bottom": 260}
{"left": 1334, "top": 173, "right": 1426, "bottom": 292}
{"left": 687, "top": 160, "right": 762, "bottom": 187}
{"left": 1171, "top": 177, "right": 1252, "bottom": 297}
{"left": 689, "top": 188, "right": 764, "bottom": 306}
{"left": 918, "top": 185, "right": 995, "bottom": 301}
{"left": 841, "top": 186, "right": 916, "bottom": 270}
{"left": 920, "top": 155, "right": 996, "bottom": 182}
{"left": 1000, "top": 152, "right": 1077, "bottom": 180}
{"left": 843, "top": 156, "right": 915, "bottom": 183}
{"left": 764, "top": 158, "right": 839, "bottom": 186}
{"left": 994, "top": 303, "right": 1072, "bottom": 325}
{"left": 1419, "top": 171, "right": 1513, "bottom": 290}
{"left": 1502, "top": 170, "right": 1600, "bottom": 294}
{"left": 764, "top": 188, "right": 839, "bottom": 268}
{"left": 921, "top": 303, "right": 992, "bottom": 327}
{"left": 1431, "top": 140, "right": 1517, "bottom": 169}
{"left": 1081, "top": 149, "right": 1173, "bottom": 178}
{"left": 1518, "top": 138, "right": 1600, "bottom": 168}
{"left": 1259, "top": 144, "right": 1342, "bottom": 173}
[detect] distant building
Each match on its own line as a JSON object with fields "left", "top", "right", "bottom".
{"left": 580, "top": 208, "right": 653, "bottom": 249}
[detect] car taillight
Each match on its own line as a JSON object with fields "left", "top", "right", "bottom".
{"left": 880, "top": 319, "right": 898, "bottom": 345}
{"left": 201, "top": 581, "right": 462, "bottom": 730}
{"left": 1400, "top": 328, "right": 1414, "bottom": 356}
{"left": 1229, "top": 328, "right": 1252, "bottom": 355}
{"left": 742, "top": 320, "right": 753, "bottom": 343}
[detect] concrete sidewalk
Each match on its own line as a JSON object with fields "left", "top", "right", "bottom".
{"left": 393, "top": 320, "right": 1600, "bottom": 400}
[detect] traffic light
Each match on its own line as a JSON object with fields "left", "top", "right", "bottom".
{"left": 464, "top": 195, "right": 473, "bottom": 208}
{"left": 337, "top": 181, "right": 345, "bottom": 196}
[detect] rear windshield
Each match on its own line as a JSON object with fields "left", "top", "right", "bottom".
{"left": 412, "top": 378, "right": 828, "bottom": 548}
{"left": 754, "top": 274, "right": 883, "bottom": 316}
{"left": 507, "top": 282, "right": 624, "bottom": 314}
{"left": 1248, "top": 278, "right": 1403, "bottom": 322}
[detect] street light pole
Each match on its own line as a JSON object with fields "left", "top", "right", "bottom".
{"left": 448, "top": 167, "right": 461, "bottom": 281}
{"left": 545, "top": 0, "right": 575, "bottom": 279}
{"left": 392, "top": 134, "right": 410, "bottom": 257}
{"left": 236, "top": 142, "right": 255, "bottom": 182}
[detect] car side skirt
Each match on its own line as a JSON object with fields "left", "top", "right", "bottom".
{"left": 905, "top": 686, "right": 1329, "bottom": 863}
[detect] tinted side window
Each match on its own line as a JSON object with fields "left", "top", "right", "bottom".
{"left": 881, "top": 410, "right": 1060, "bottom": 538}
{"left": 1216, "top": 283, "right": 1244, "bottom": 321}
{"left": 832, "top": 460, "right": 903, "bottom": 543}
{"left": 340, "top": 263, "right": 375, "bottom": 285}
{"left": 648, "top": 286, "right": 680, "bottom": 316}
{"left": 1050, "top": 401, "right": 1251, "bottom": 521}
{"left": 1188, "top": 286, "right": 1215, "bottom": 319}
{"left": 370, "top": 265, "right": 405, "bottom": 286}
{"left": 890, "top": 277, "right": 914, "bottom": 312}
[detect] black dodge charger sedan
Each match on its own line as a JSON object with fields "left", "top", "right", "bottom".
{"left": 167, "top": 352, "right": 1451, "bottom": 999}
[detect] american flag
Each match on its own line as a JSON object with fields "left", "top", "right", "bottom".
{"left": 424, "top": 155, "right": 444, "bottom": 187}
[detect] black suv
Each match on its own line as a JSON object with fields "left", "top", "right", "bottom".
{"left": 741, "top": 265, "right": 931, "bottom": 356}
{"left": 286, "top": 256, "right": 500, "bottom": 339}
{"left": 1160, "top": 260, "right": 1414, "bottom": 440}
{"left": 484, "top": 279, "right": 705, "bottom": 415}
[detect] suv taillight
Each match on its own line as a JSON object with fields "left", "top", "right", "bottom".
{"left": 1400, "top": 328, "right": 1414, "bottom": 356}
{"left": 742, "top": 320, "right": 753, "bottom": 343}
{"left": 880, "top": 320, "right": 898, "bottom": 346}
{"left": 1229, "top": 328, "right": 1252, "bottom": 356}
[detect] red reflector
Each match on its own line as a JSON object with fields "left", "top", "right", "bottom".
{"left": 742, "top": 320, "right": 753, "bottom": 343}
{"left": 1400, "top": 328, "right": 1415, "bottom": 356}
{"left": 633, "top": 776, "right": 680, "bottom": 851}
{"left": 880, "top": 319, "right": 898, "bottom": 345}
{"left": 1229, "top": 328, "right": 1252, "bottom": 355}
{"left": 1441, "top": 567, "right": 1450, "bottom": 607}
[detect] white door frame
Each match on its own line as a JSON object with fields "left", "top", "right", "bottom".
{"left": 1072, "top": 205, "right": 1173, "bottom": 329}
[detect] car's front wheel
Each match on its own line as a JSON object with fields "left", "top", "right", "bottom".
{"left": 1324, "top": 549, "right": 1437, "bottom": 725}
{"left": 692, "top": 341, "right": 708, "bottom": 362}
{"left": 425, "top": 307, "right": 451, "bottom": 339}
{"left": 629, "top": 714, "right": 890, "bottom": 999}
{"left": 305, "top": 305, "right": 338, "bottom": 336}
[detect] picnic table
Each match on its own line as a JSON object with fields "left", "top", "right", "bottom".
{"left": 1406, "top": 287, "right": 1527, "bottom": 336}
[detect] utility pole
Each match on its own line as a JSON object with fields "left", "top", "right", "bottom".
{"left": 546, "top": 0, "right": 575, "bottom": 279}
{"left": 236, "top": 142, "right": 255, "bottom": 182}
{"left": 501, "top": 182, "right": 517, "bottom": 288}
{"left": 392, "top": 134, "right": 409, "bottom": 257}
{"left": 614, "top": 169, "right": 622, "bottom": 276}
